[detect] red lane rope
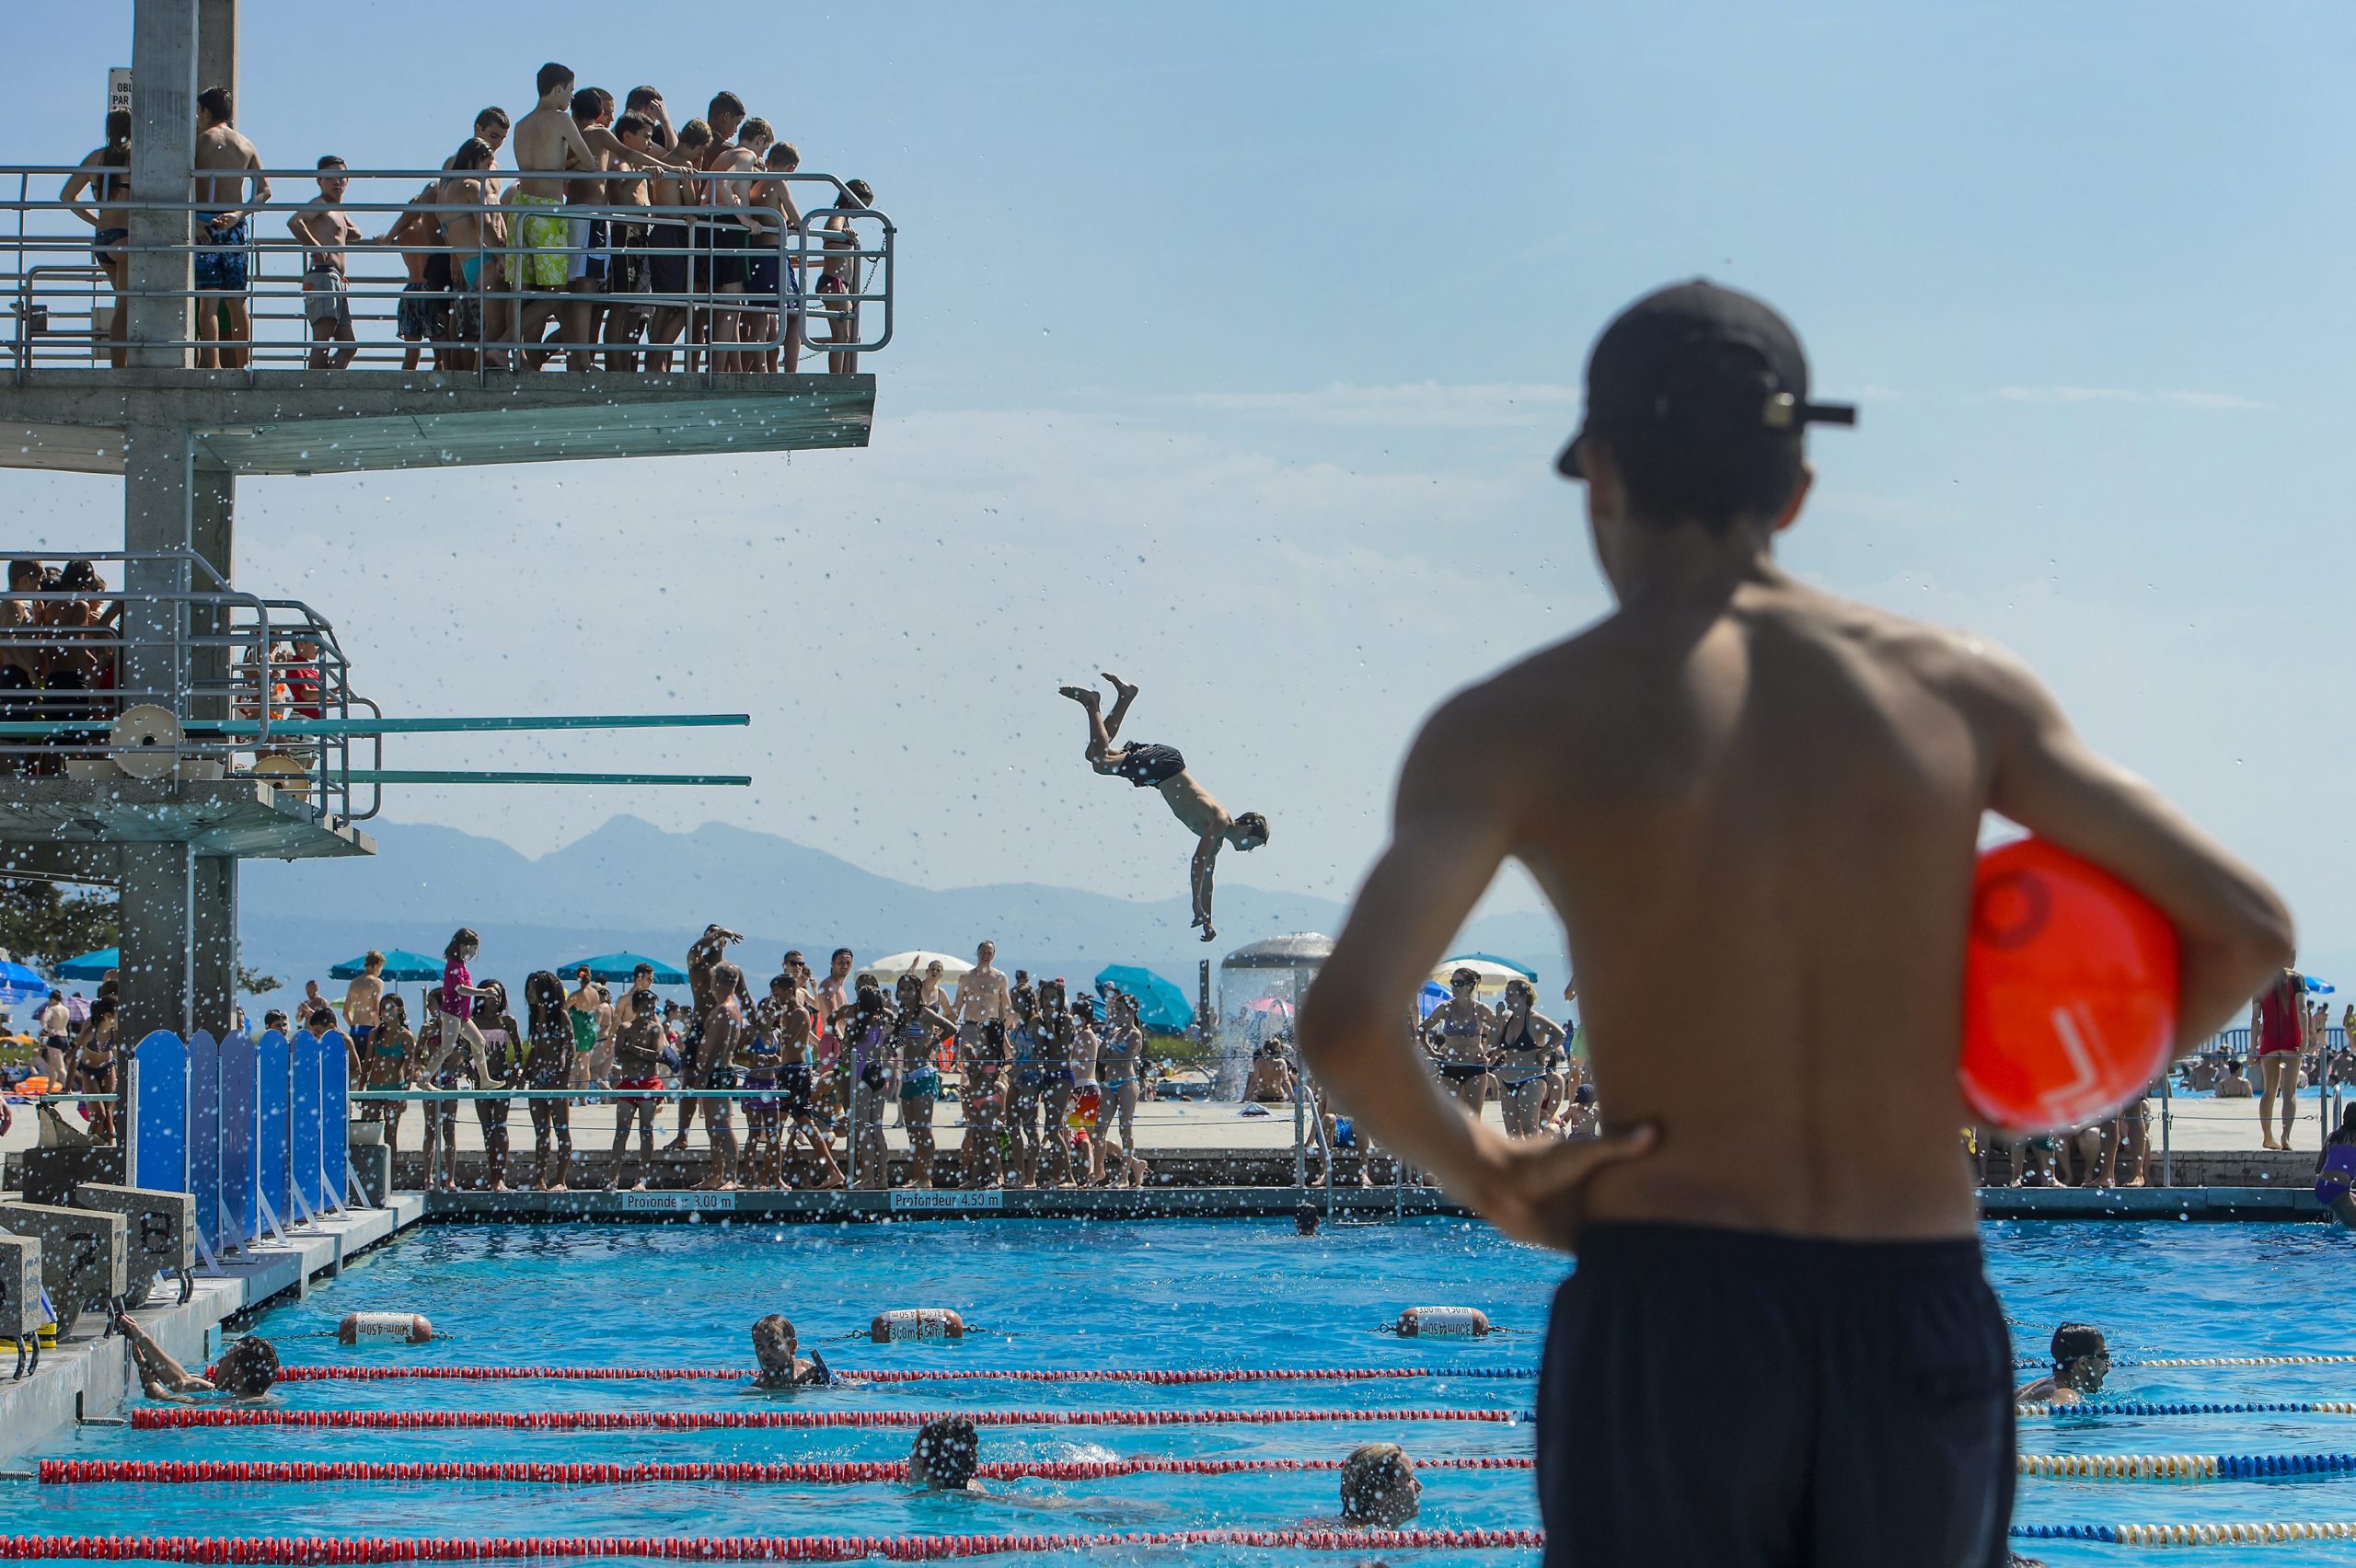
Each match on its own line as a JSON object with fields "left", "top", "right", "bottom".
{"left": 40, "top": 1458, "right": 1537, "bottom": 1486}
{"left": 0, "top": 1530, "right": 1542, "bottom": 1562}
{"left": 132, "top": 1407, "right": 1526, "bottom": 1432}
{"left": 249, "top": 1365, "right": 1532, "bottom": 1386}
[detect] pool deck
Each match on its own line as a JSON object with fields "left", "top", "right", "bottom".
{"left": 0, "top": 1193, "right": 424, "bottom": 1466}
{"left": 420, "top": 1182, "right": 2331, "bottom": 1224}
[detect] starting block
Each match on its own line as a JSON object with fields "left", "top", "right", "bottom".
{"left": 73, "top": 1185, "right": 195, "bottom": 1309}
{"left": 0, "top": 1202, "right": 125, "bottom": 1336}
{"left": 0, "top": 1229, "right": 43, "bottom": 1378}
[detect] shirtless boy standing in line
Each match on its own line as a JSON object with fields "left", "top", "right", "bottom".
{"left": 286, "top": 156, "right": 370, "bottom": 370}
{"left": 954, "top": 940, "right": 1013, "bottom": 1063}
{"left": 1061, "top": 674, "right": 1268, "bottom": 941}
{"left": 510, "top": 63, "right": 603, "bottom": 366}
{"left": 1298, "top": 280, "right": 2292, "bottom": 1567}
{"left": 191, "top": 86, "right": 269, "bottom": 371}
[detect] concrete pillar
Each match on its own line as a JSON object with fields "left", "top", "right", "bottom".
{"left": 192, "top": 855, "right": 238, "bottom": 1037}
{"left": 190, "top": 465, "right": 234, "bottom": 722}
{"left": 121, "top": 420, "right": 192, "bottom": 708}
{"left": 196, "top": 0, "right": 237, "bottom": 108}
{"left": 126, "top": 0, "right": 197, "bottom": 370}
{"left": 120, "top": 843, "right": 195, "bottom": 1040}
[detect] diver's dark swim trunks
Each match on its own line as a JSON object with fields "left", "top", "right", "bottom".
{"left": 1113, "top": 743, "right": 1184, "bottom": 789}
{"left": 1538, "top": 1223, "right": 2012, "bottom": 1568}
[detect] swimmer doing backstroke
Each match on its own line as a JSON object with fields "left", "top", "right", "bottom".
{"left": 1061, "top": 672, "right": 1267, "bottom": 942}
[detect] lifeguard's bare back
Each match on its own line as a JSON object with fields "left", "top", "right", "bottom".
{"left": 1298, "top": 281, "right": 2292, "bottom": 1565}
{"left": 1062, "top": 674, "right": 1267, "bottom": 941}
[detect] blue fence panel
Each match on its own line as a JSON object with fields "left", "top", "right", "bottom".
{"left": 127, "top": 1031, "right": 189, "bottom": 1194}
{"left": 289, "top": 1030, "right": 325, "bottom": 1216}
{"left": 217, "top": 1032, "right": 257, "bottom": 1247}
{"left": 185, "top": 1031, "right": 221, "bottom": 1251}
{"left": 320, "top": 1031, "right": 351, "bottom": 1207}
{"left": 257, "top": 1030, "right": 291, "bottom": 1228}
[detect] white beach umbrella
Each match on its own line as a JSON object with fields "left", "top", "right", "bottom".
{"left": 1430, "top": 956, "right": 1531, "bottom": 990}
{"left": 864, "top": 950, "right": 975, "bottom": 984}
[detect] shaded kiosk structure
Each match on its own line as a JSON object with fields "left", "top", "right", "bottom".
{"left": 1216, "top": 932, "right": 1334, "bottom": 1100}
{"left": 0, "top": 0, "right": 892, "bottom": 1042}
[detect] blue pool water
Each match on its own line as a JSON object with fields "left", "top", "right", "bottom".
{"left": 5, "top": 1217, "right": 2354, "bottom": 1564}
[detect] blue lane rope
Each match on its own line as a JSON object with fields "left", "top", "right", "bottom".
{"left": 2018, "top": 1401, "right": 2356, "bottom": 1417}
{"left": 2015, "top": 1519, "right": 2356, "bottom": 1545}
{"left": 2013, "top": 1355, "right": 2356, "bottom": 1369}
{"left": 2020, "top": 1451, "right": 2356, "bottom": 1480}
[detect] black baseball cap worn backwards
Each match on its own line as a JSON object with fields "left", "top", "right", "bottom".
{"left": 1557, "top": 278, "right": 1856, "bottom": 479}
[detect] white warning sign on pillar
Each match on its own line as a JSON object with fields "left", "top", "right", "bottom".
{"left": 109, "top": 67, "right": 133, "bottom": 117}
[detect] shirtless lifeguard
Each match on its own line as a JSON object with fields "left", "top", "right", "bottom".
{"left": 1298, "top": 279, "right": 2292, "bottom": 1566}
{"left": 1060, "top": 674, "right": 1267, "bottom": 941}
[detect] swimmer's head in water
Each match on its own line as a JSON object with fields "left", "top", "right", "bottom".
{"left": 1338, "top": 1441, "right": 1420, "bottom": 1527}
{"left": 909, "top": 1414, "right": 978, "bottom": 1490}
{"left": 2050, "top": 1322, "right": 2109, "bottom": 1390}
{"left": 1232, "top": 812, "right": 1270, "bottom": 850}
{"left": 214, "top": 1335, "right": 280, "bottom": 1398}
{"left": 751, "top": 1313, "right": 798, "bottom": 1376}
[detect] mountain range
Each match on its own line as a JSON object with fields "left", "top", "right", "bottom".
{"left": 238, "top": 816, "right": 1570, "bottom": 1013}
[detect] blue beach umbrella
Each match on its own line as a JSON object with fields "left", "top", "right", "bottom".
{"left": 560, "top": 951, "right": 689, "bottom": 985}
{"left": 0, "top": 960, "right": 52, "bottom": 1007}
{"left": 1094, "top": 964, "right": 1194, "bottom": 1034}
{"left": 53, "top": 948, "right": 118, "bottom": 981}
{"left": 1416, "top": 980, "right": 1449, "bottom": 1020}
{"left": 327, "top": 950, "right": 445, "bottom": 983}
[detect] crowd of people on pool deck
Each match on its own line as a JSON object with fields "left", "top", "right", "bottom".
{"left": 61, "top": 64, "right": 874, "bottom": 375}
{"left": 336, "top": 928, "right": 1179, "bottom": 1194}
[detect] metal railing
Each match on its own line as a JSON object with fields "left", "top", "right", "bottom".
{"left": 0, "top": 548, "right": 375, "bottom": 826}
{"left": 3, "top": 164, "right": 893, "bottom": 381}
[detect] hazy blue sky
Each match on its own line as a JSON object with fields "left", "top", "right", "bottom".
{"left": 9, "top": 3, "right": 2353, "bottom": 953}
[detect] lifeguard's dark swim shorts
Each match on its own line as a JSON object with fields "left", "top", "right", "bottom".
{"left": 1538, "top": 1222, "right": 2013, "bottom": 1567}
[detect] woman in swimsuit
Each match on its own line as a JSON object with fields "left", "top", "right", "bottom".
{"left": 363, "top": 995, "right": 415, "bottom": 1159}
{"left": 828, "top": 981, "right": 895, "bottom": 1190}
{"left": 959, "top": 1019, "right": 1009, "bottom": 1189}
{"left": 740, "top": 977, "right": 789, "bottom": 1189}
{"left": 815, "top": 179, "right": 872, "bottom": 375}
{"left": 60, "top": 110, "right": 133, "bottom": 369}
{"left": 521, "top": 972, "right": 573, "bottom": 1193}
{"left": 1029, "top": 979, "right": 1083, "bottom": 1189}
{"left": 2316, "top": 1105, "right": 2356, "bottom": 1230}
{"left": 1490, "top": 979, "right": 1567, "bottom": 1138}
{"left": 1091, "top": 991, "right": 1146, "bottom": 1187}
{"left": 890, "top": 974, "right": 958, "bottom": 1190}
{"left": 72, "top": 997, "right": 121, "bottom": 1144}
{"left": 468, "top": 982, "right": 522, "bottom": 1193}
{"left": 1419, "top": 969, "right": 1496, "bottom": 1114}
{"left": 1005, "top": 986, "right": 1045, "bottom": 1184}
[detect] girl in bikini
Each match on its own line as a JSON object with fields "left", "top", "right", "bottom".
{"left": 891, "top": 974, "right": 959, "bottom": 1189}
{"left": 829, "top": 981, "right": 895, "bottom": 1190}
{"left": 1091, "top": 991, "right": 1146, "bottom": 1187}
{"left": 522, "top": 973, "right": 573, "bottom": 1192}
{"left": 959, "top": 1020, "right": 1009, "bottom": 1189}
{"left": 1005, "top": 988, "right": 1044, "bottom": 1184}
{"left": 73, "top": 997, "right": 121, "bottom": 1144}
{"left": 1031, "top": 980, "right": 1080, "bottom": 1189}
{"left": 1420, "top": 969, "right": 1496, "bottom": 1113}
{"left": 1492, "top": 980, "right": 1568, "bottom": 1138}
{"left": 472, "top": 982, "right": 522, "bottom": 1193}
{"left": 363, "top": 995, "right": 415, "bottom": 1159}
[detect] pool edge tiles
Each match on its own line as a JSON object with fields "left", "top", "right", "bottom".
{"left": 0, "top": 1193, "right": 426, "bottom": 1465}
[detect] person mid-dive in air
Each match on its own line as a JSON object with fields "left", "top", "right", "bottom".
{"left": 1061, "top": 673, "right": 1267, "bottom": 942}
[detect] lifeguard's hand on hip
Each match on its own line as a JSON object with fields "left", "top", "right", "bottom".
{"left": 1461, "top": 1121, "right": 1657, "bottom": 1255}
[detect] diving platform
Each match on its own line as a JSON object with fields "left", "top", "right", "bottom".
{"left": 0, "top": 370, "right": 875, "bottom": 476}
{"left": 0, "top": 778, "right": 372, "bottom": 861}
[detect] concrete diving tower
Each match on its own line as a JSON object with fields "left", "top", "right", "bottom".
{"left": 0, "top": 0, "right": 892, "bottom": 1042}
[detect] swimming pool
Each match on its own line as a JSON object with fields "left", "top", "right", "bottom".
{"left": 4, "top": 1218, "right": 2352, "bottom": 1564}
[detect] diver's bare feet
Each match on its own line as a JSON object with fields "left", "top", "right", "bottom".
{"left": 1057, "top": 685, "right": 1099, "bottom": 708}
{"left": 1101, "top": 672, "right": 1138, "bottom": 705}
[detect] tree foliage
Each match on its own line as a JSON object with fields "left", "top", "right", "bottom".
{"left": 0, "top": 881, "right": 119, "bottom": 970}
